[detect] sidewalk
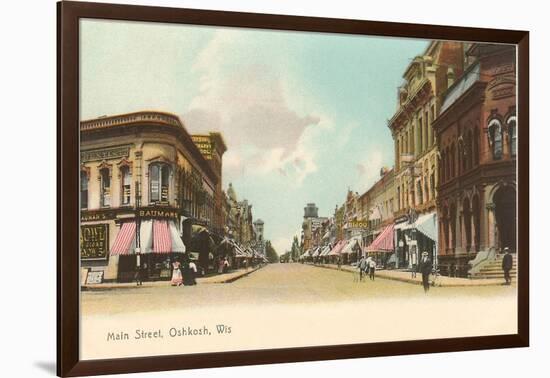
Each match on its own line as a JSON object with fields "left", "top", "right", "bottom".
{"left": 82, "top": 266, "right": 263, "bottom": 291}
{"left": 310, "top": 263, "right": 511, "bottom": 287}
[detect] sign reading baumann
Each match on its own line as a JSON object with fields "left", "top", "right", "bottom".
{"left": 80, "top": 224, "right": 109, "bottom": 259}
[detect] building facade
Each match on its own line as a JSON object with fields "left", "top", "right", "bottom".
{"left": 388, "top": 41, "right": 465, "bottom": 268}
{"left": 434, "top": 44, "right": 517, "bottom": 277}
{"left": 80, "top": 111, "right": 221, "bottom": 282}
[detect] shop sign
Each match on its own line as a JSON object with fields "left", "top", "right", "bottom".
{"left": 80, "top": 224, "right": 109, "bottom": 259}
{"left": 81, "top": 145, "right": 130, "bottom": 162}
{"left": 348, "top": 220, "right": 369, "bottom": 229}
{"left": 81, "top": 210, "right": 116, "bottom": 222}
{"left": 86, "top": 271, "right": 104, "bottom": 284}
{"left": 138, "top": 207, "right": 179, "bottom": 220}
{"left": 191, "top": 135, "right": 213, "bottom": 160}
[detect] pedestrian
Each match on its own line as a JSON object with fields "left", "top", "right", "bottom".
{"left": 337, "top": 256, "right": 342, "bottom": 270}
{"left": 358, "top": 255, "right": 368, "bottom": 281}
{"left": 171, "top": 258, "right": 183, "bottom": 286}
{"left": 418, "top": 251, "right": 432, "bottom": 293}
{"left": 135, "top": 262, "right": 147, "bottom": 286}
{"left": 218, "top": 257, "right": 223, "bottom": 274}
{"left": 368, "top": 256, "right": 376, "bottom": 281}
{"left": 502, "top": 247, "right": 513, "bottom": 285}
{"left": 223, "top": 257, "right": 230, "bottom": 273}
{"left": 188, "top": 258, "right": 198, "bottom": 285}
{"left": 410, "top": 247, "right": 418, "bottom": 278}
{"left": 182, "top": 256, "right": 197, "bottom": 286}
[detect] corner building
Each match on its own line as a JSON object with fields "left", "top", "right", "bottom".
{"left": 80, "top": 111, "right": 221, "bottom": 282}
{"left": 433, "top": 44, "right": 517, "bottom": 277}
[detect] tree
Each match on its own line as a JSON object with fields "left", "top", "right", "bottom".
{"left": 290, "top": 236, "right": 301, "bottom": 261}
{"left": 264, "top": 240, "right": 279, "bottom": 263}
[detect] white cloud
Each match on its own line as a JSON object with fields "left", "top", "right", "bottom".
{"left": 183, "top": 30, "right": 323, "bottom": 185}
{"left": 355, "top": 149, "right": 385, "bottom": 191}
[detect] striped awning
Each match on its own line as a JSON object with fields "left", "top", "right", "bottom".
{"left": 110, "top": 219, "right": 186, "bottom": 255}
{"left": 328, "top": 240, "right": 346, "bottom": 256}
{"left": 169, "top": 221, "right": 186, "bottom": 253}
{"left": 320, "top": 245, "right": 332, "bottom": 256}
{"left": 110, "top": 222, "right": 136, "bottom": 255}
{"left": 153, "top": 220, "right": 172, "bottom": 254}
{"left": 366, "top": 224, "right": 394, "bottom": 253}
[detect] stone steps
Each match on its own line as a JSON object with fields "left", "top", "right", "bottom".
{"left": 472, "top": 255, "right": 517, "bottom": 279}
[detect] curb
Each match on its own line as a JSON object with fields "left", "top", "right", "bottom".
{"left": 81, "top": 265, "right": 264, "bottom": 291}
{"left": 308, "top": 263, "right": 508, "bottom": 287}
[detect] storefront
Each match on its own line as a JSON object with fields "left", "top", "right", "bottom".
{"left": 365, "top": 224, "right": 394, "bottom": 268}
{"left": 394, "top": 212, "right": 437, "bottom": 270}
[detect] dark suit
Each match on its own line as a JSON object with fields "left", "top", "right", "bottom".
{"left": 502, "top": 253, "right": 513, "bottom": 284}
{"left": 418, "top": 257, "right": 432, "bottom": 292}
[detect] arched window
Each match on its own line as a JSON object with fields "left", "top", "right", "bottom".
{"left": 80, "top": 170, "right": 89, "bottom": 209}
{"left": 120, "top": 166, "right": 132, "bottom": 206}
{"left": 488, "top": 119, "right": 503, "bottom": 160}
{"left": 149, "top": 163, "right": 170, "bottom": 203}
{"left": 507, "top": 115, "right": 517, "bottom": 157}
{"left": 100, "top": 168, "right": 111, "bottom": 207}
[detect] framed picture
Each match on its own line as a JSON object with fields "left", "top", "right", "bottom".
{"left": 57, "top": 1, "right": 529, "bottom": 376}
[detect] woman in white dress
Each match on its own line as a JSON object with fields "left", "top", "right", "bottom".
{"left": 171, "top": 259, "right": 183, "bottom": 286}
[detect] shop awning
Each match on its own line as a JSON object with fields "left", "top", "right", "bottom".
{"left": 311, "top": 247, "right": 321, "bottom": 257}
{"left": 300, "top": 249, "right": 311, "bottom": 258}
{"left": 153, "top": 220, "right": 171, "bottom": 254}
{"left": 342, "top": 237, "right": 361, "bottom": 254}
{"left": 110, "top": 220, "right": 187, "bottom": 255}
{"left": 415, "top": 212, "right": 437, "bottom": 241}
{"left": 140, "top": 220, "right": 153, "bottom": 253}
{"left": 320, "top": 245, "right": 332, "bottom": 256}
{"left": 365, "top": 224, "right": 394, "bottom": 253}
{"left": 110, "top": 221, "right": 136, "bottom": 255}
{"left": 328, "top": 240, "right": 346, "bottom": 256}
{"left": 169, "top": 221, "right": 186, "bottom": 253}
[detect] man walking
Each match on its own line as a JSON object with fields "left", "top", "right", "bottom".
{"left": 368, "top": 256, "right": 376, "bottom": 281}
{"left": 502, "top": 247, "right": 513, "bottom": 285}
{"left": 358, "top": 255, "right": 368, "bottom": 281}
{"left": 418, "top": 251, "right": 432, "bottom": 293}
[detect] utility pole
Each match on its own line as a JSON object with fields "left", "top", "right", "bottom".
{"left": 135, "top": 180, "right": 141, "bottom": 268}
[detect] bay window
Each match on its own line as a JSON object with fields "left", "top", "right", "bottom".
{"left": 150, "top": 163, "right": 170, "bottom": 203}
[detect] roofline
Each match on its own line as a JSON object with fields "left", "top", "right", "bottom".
{"left": 80, "top": 110, "right": 219, "bottom": 183}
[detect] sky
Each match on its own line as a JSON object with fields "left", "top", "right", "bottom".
{"left": 80, "top": 19, "right": 428, "bottom": 254}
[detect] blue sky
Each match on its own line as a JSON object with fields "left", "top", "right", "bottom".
{"left": 80, "top": 19, "right": 428, "bottom": 254}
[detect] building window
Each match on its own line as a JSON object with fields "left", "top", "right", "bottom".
{"left": 121, "top": 166, "right": 131, "bottom": 206}
{"left": 417, "top": 180, "right": 423, "bottom": 205}
{"left": 149, "top": 163, "right": 170, "bottom": 203}
{"left": 100, "top": 168, "right": 111, "bottom": 207}
{"left": 397, "top": 187, "right": 401, "bottom": 210}
{"left": 80, "top": 170, "right": 88, "bottom": 209}
{"left": 488, "top": 119, "right": 503, "bottom": 160}
{"left": 430, "top": 170, "right": 435, "bottom": 200}
{"left": 508, "top": 115, "right": 517, "bottom": 157}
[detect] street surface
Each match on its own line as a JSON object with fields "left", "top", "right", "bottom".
{"left": 82, "top": 263, "right": 515, "bottom": 315}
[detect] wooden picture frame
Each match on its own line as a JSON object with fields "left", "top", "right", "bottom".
{"left": 58, "top": 1, "right": 529, "bottom": 376}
